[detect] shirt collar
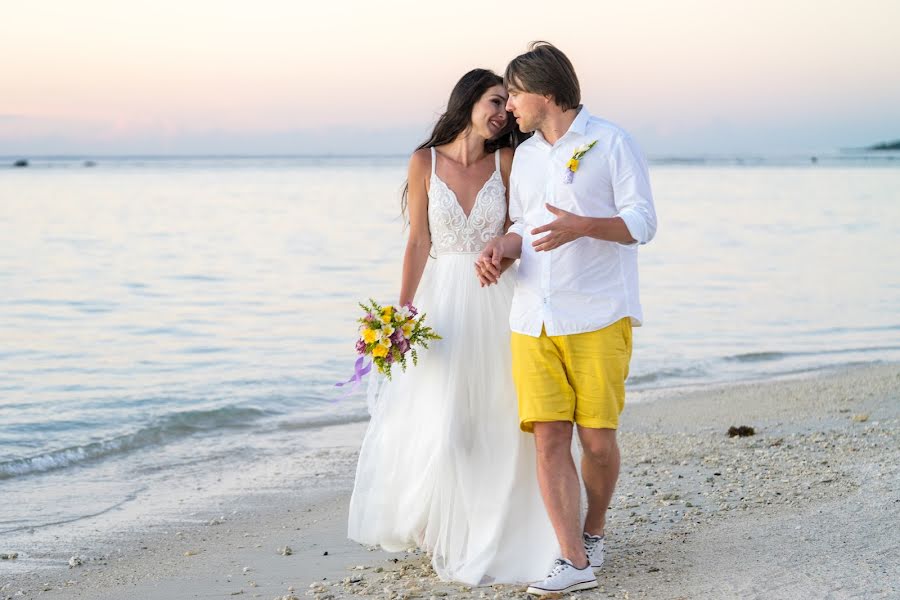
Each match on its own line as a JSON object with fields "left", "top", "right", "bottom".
{"left": 569, "top": 105, "right": 590, "bottom": 137}
{"left": 532, "top": 105, "right": 591, "bottom": 148}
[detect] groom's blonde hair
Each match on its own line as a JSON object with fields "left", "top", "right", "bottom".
{"left": 504, "top": 41, "right": 581, "bottom": 111}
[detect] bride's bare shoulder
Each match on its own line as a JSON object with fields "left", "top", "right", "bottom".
{"left": 409, "top": 148, "right": 432, "bottom": 173}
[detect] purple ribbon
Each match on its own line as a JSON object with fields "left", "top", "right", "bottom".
{"left": 334, "top": 356, "right": 372, "bottom": 398}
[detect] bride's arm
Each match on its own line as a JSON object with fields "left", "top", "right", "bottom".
{"left": 399, "top": 149, "right": 432, "bottom": 307}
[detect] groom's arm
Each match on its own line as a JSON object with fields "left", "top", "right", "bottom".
{"left": 607, "top": 133, "right": 657, "bottom": 246}
{"left": 475, "top": 232, "right": 521, "bottom": 286}
{"left": 476, "top": 151, "right": 524, "bottom": 285}
{"left": 492, "top": 217, "right": 519, "bottom": 275}
{"left": 492, "top": 231, "right": 523, "bottom": 260}
{"left": 498, "top": 159, "right": 526, "bottom": 262}
{"left": 531, "top": 209, "right": 634, "bottom": 252}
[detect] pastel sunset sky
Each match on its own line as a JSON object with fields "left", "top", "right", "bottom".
{"left": 2, "top": 0, "right": 899, "bottom": 155}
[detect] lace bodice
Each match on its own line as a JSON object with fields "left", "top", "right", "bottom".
{"left": 428, "top": 148, "right": 506, "bottom": 255}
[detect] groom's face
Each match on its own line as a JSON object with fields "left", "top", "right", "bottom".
{"left": 505, "top": 86, "right": 547, "bottom": 134}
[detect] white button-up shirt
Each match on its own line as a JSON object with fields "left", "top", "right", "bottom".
{"left": 508, "top": 106, "right": 657, "bottom": 337}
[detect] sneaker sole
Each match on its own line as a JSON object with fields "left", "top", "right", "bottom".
{"left": 526, "top": 579, "right": 598, "bottom": 596}
{"left": 590, "top": 556, "right": 604, "bottom": 569}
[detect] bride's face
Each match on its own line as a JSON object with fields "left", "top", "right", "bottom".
{"left": 469, "top": 85, "right": 509, "bottom": 140}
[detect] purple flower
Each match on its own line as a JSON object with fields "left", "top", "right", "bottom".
{"left": 385, "top": 351, "right": 394, "bottom": 364}
{"left": 397, "top": 338, "right": 410, "bottom": 354}
{"left": 404, "top": 302, "right": 418, "bottom": 317}
{"left": 390, "top": 329, "right": 404, "bottom": 345}
{"left": 355, "top": 339, "right": 367, "bottom": 354}
{"left": 364, "top": 313, "right": 375, "bottom": 322}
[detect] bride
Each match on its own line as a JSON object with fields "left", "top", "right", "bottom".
{"left": 347, "top": 69, "right": 559, "bottom": 585}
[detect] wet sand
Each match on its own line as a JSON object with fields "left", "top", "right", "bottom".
{"left": 3, "top": 364, "right": 898, "bottom": 600}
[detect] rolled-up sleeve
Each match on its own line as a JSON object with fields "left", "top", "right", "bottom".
{"left": 611, "top": 134, "right": 657, "bottom": 245}
{"left": 507, "top": 163, "right": 526, "bottom": 238}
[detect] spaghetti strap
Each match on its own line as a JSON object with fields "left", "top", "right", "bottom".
{"left": 494, "top": 150, "right": 500, "bottom": 172}
{"left": 430, "top": 147, "right": 437, "bottom": 176}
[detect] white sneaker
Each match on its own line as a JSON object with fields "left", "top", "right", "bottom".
{"left": 526, "top": 558, "right": 598, "bottom": 596}
{"left": 583, "top": 532, "right": 605, "bottom": 569}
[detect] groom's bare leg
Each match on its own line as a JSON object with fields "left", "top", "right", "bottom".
{"left": 533, "top": 420, "right": 588, "bottom": 568}
{"left": 578, "top": 426, "right": 620, "bottom": 537}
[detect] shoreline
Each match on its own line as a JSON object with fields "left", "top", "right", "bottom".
{"left": 3, "top": 363, "right": 899, "bottom": 599}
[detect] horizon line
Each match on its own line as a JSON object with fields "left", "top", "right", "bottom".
{"left": 3, "top": 149, "right": 900, "bottom": 161}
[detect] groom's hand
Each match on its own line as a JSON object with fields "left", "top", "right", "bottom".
{"left": 531, "top": 204, "right": 585, "bottom": 252}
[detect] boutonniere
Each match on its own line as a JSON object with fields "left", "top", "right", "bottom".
{"left": 563, "top": 140, "right": 598, "bottom": 184}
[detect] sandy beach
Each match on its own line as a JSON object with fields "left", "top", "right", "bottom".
{"left": 3, "top": 363, "right": 898, "bottom": 600}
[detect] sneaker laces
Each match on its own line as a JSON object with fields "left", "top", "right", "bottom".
{"left": 547, "top": 559, "right": 569, "bottom": 578}
{"left": 583, "top": 533, "right": 603, "bottom": 552}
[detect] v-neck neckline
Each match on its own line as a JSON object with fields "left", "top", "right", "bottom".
{"left": 431, "top": 169, "right": 498, "bottom": 220}
{"left": 431, "top": 149, "right": 499, "bottom": 220}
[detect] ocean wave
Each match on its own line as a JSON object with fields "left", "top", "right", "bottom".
{"left": 725, "top": 351, "right": 788, "bottom": 363}
{"left": 0, "top": 405, "right": 271, "bottom": 481}
{"left": 630, "top": 347, "right": 899, "bottom": 387}
{"left": 629, "top": 366, "right": 709, "bottom": 386}
{"left": 275, "top": 412, "right": 370, "bottom": 431}
{"left": 724, "top": 345, "right": 900, "bottom": 363}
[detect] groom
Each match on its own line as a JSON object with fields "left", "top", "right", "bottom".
{"left": 476, "top": 42, "right": 657, "bottom": 595}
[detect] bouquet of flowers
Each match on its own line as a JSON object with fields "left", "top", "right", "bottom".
{"left": 336, "top": 299, "right": 441, "bottom": 392}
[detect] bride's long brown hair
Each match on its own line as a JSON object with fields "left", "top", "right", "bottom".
{"left": 401, "top": 68, "right": 530, "bottom": 224}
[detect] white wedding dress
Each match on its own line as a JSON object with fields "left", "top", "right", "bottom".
{"left": 348, "top": 149, "right": 559, "bottom": 585}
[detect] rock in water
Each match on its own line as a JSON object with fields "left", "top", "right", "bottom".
{"left": 13, "top": 159, "right": 28, "bottom": 167}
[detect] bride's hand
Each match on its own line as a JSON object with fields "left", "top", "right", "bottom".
{"left": 475, "top": 258, "right": 498, "bottom": 287}
{"left": 476, "top": 238, "right": 505, "bottom": 286}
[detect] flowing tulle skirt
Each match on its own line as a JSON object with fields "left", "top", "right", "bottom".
{"left": 347, "top": 254, "right": 559, "bottom": 585}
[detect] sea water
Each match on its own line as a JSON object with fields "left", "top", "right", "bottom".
{"left": 1, "top": 155, "right": 898, "bottom": 558}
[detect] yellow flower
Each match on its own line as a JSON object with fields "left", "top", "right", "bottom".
{"left": 372, "top": 345, "right": 388, "bottom": 358}
{"left": 567, "top": 158, "right": 579, "bottom": 172}
{"left": 379, "top": 337, "right": 392, "bottom": 348}
{"left": 381, "top": 314, "right": 393, "bottom": 324}
{"left": 362, "top": 329, "right": 379, "bottom": 344}
{"left": 401, "top": 323, "right": 414, "bottom": 339}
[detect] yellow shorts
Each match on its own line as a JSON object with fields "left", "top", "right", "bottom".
{"left": 511, "top": 318, "right": 632, "bottom": 433}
